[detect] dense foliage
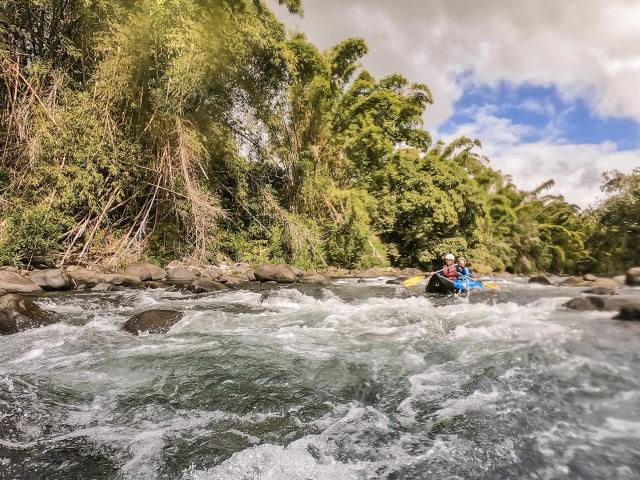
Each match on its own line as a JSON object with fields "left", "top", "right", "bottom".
{"left": 0, "top": 0, "right": 634, "bottom": 273}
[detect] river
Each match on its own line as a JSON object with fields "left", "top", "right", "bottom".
{"left": 1, "top": 277, "right": 639, "bottom": 479}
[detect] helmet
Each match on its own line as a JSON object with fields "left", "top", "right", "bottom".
{"left": 458, "top": 257, "right": 466, "bottom": 262}
{"left": 445, "top": 253, "right": 455, "bottom": 260}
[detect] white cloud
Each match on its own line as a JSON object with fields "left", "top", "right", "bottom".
{"left": 269, "top": 0, "right": 640, "bottom": 128}
{"left": 443, "top": 113, "right": 640, "bottom": 208}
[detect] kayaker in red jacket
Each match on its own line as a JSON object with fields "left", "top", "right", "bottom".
{"left": 440, "top": 253, "right": 458, "bottom": 280}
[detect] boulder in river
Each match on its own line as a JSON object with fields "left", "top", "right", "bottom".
{"left": 218, "top": 275, "right": 244, "bottom": 287}
{"left": 124, "top": 262, "right": 167, "bottom": 281}
{"left": 91, "top": 282, "right": 119, "bottom": 292}
{"left": 103, "top": 273, "right": 142, "bottom": 287}
{"left": 299, "top": 273, "right": 330, "bottom": 284}
{"left": 28, "top": 269, "right": 72, "bottom": 291}
{"left": 122, "top": 310, "right": 183, "bottom": 335}
{"left": 0, "top": 294, "right": 59, "bottom": 335}
{"left": 0, "top": 271, "right": 43, "bottom": 294}
{"left": 66, "top": 268, "right": 105, "bottom": 288}
{"left": 166, "top": 267, "right": 197, "bottom": 284}
{"left": 254, "top": 264, "right": 297, "bottom": 283}
{"left": 528, "top": 275, "right": 554, "bottom": 286}
{"left": 560, "top": 276, "right": 586, "bottom": 286}
{"left": 614, "top": 305, "right": 640, "bottom": 321}
{"left": 191, "top": 278, "right": 227, "bottom": 293}
{"left": 626, "top": 267, "right": 640, "bottom": 286}
{"left": 583, "top": 287, "right": 616, "bottom": 296}
{"left": 583, "top": 273, "right": 597, "bottom": 282}
{"left": 564, "top": 295, "right": 640, "bottom": 312}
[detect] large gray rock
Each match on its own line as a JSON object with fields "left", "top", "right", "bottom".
{"left": 103, "top": 273, "right": 142, "bottom": 287}
{"left": 564, "top": 295, "right": 640, "bottom": 312}
{"left": 626, "top": 267, "right": 640, "bottom": 286}
{"left": 614, "top": 306, "right": 640, "bottom": 321}
{"left": 0, "top": 271, "right": 43, "bottom": 294}
{"left": 528, "top": 275, "right": 554, "bottom": 286}
{"left": 191, "top": 278, "right": 228, "bottom": 293}
{"left": 167, "top": 267, "right": 197, "bottom": 284}
{"left": 583, "top": 287, "right": 616, "bottom": 296}
{"left": 254, "top": 264, "right": 297, "bottom": 283}
{"left": 28, "top": 269, "right": 72, "bottom": 291}
{"left": 0, "top": 294, "right": 59, "bottom": 335}
{"left": 124, "top": 262, "right": 167, "bottom": 281}
{"left": 67, "top": 268, "right": 105, "bottom": 287}
{"left": 218, "top": 275, "right": 244, "bottom": 287}
{"left": 122, "top": 310, "right": 183, "bottom": 335}
{"left": 588, "top": 278, "right": 620, "bottom": 289}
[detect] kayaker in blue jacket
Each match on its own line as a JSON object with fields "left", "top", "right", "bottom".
{"left": 456, "top": 257, "right": 474, "bottom": 279}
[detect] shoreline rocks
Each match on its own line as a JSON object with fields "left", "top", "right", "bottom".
{"left": 28, "top": 269, "right": 72, "bottom": 291}
{"left": 254, "top": 264, "right": 297, "bottom": 283}
{"left": 0, "top": 271, "right": 43, "bottom": 294}
{"left": 626, "top": 267, "right": 640, "bottom": 286}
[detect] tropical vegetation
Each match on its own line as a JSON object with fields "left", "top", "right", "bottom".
{"left": 0, "top": 0, "right": 636, "bottom": 274}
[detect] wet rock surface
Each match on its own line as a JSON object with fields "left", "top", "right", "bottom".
{"left": 121, "top": 309, "right": 183, "bottom": 335}
{"left": 254, "top": 263, "right": 297, "bottom": 283}
{"left": 28, "top": 269, "right": 72, "bottom": 291}
{"left": 0, "top": 294, "right": 59, "bottom": 335}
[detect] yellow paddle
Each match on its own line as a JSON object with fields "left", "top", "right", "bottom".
{"left": 402, "top": 275, "right": 427, "bottom": 288}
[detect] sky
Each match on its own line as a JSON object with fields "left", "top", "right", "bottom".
{"left": 267, "top": 0, "right": 640, "bottom": 208}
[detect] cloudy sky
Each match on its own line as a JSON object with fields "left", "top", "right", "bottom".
{"left": 268, "top": 0, "right": 640, "bottom": 207}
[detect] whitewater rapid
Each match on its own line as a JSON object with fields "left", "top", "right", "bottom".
{"left": 0, "top": 278, "right": 639, "bottom": 479}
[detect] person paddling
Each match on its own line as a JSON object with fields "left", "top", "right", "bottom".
{"left": 456, "top": 257, "right": 474, "bottom": 279}
{"left": 440, "top": 253, "right": 458, "bottom": 280}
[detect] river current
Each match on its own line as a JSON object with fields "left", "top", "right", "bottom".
{"left": 0, "top": 277, "right": 639, "bottom": 479}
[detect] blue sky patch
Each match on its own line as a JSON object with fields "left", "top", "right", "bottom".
{"left": 438, "top": 82, "right": 640, "bottom": 150}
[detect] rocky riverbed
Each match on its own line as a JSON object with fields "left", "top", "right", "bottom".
{"left": 0, "top": 266, "right": 639, "bottom": 479}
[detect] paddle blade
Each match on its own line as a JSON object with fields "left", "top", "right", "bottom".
{"left": 402, "top": 275, "right": 426, "bottom": 287}
{"left": 481, "top": 281, "right": 499, "bottom": 290}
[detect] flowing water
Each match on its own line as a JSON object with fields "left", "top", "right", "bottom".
{"left": 1, "top": 278, "right": 639, "bottom": 479}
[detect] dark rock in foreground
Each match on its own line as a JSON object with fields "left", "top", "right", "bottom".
{"left": 28, "top": 269, "right": 72, "bottom": 291}
{"left": 0, "top": 271, "right": 43, "bottom": 293}
{"left": 626, "top": 267, "right": 640, "bottom": 286}
{"left": 0, "top": 294, "right": 59, "bottom": 335}
{"left": 122, "top": 310, "right": 183, "bottom": 335}
{"left": 254, "top": 264, "right": 297, "bottom": 283}
{"left": 614, "top": 306, "right": 640, "bottom": 321}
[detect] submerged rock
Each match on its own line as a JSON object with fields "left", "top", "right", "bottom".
{"left": 191, "top": 278, "right": 227, "bottom": 293}
{"left": 614, "top": 306, "right": 640, "bottom": 321}
{"left": 254, "top": 264, "right": 297, "bottom": 283}
{"left": 0, "top": 271, "right": 43, "bottom": 293}
{"left": 28, "top": 269, "right": 72, "bottom": 291}
{"left": 528, "top": 275, "right": 554, "bottom": 286}
{"left": 626, "top": 267, "right": 640, "bottom": 286}
{"left": 0, "top": 294, "right": 59, "bottom": 335}
{"left": 122, "top": 310, "right": 183, "bottom": 335}
{"left": 124, "top": 262, "right": 167, "bottom": 281}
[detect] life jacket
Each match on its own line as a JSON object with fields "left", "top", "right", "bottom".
{"left": 457, "top": 266, "right": 472, "bottom": 278}
{"left": 442, "top": 264, "right": 457, "bottom": 280}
